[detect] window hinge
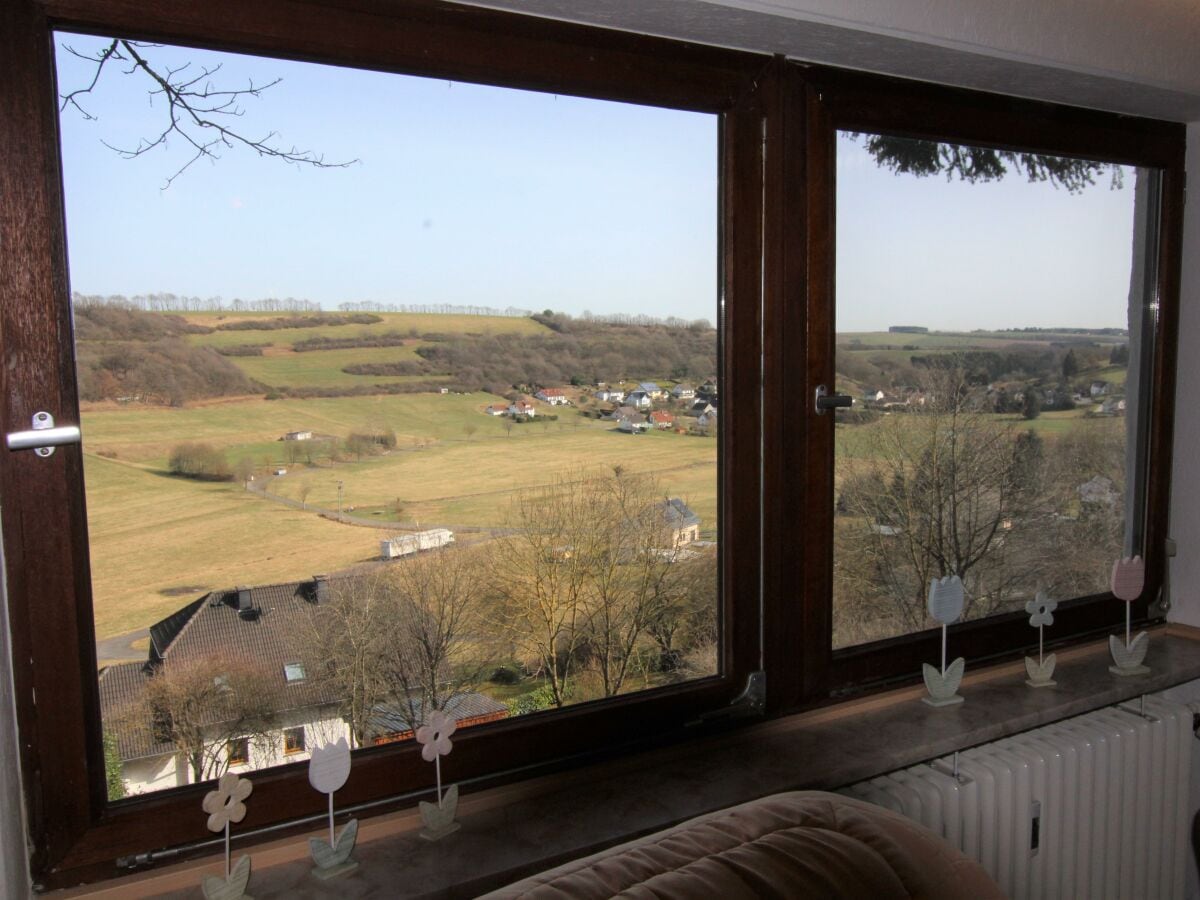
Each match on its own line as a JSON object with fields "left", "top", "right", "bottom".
{"left": 687, "top": 671, "right": 765, "bottom": 726}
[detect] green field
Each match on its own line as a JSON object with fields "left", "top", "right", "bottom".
{"left": 82, "top": 390, "right": 717, "bottom": 640}
{"left": 229, "top": 344, "right": 436, "bottom": 389}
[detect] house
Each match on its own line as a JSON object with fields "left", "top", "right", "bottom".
{"left": 863, "top": 389, "right": 886, "bottom": 403}
{"left": 535, "top": 387, "right": 569, "bottom": 405}
{"left": 617, "top": 415, "right": 649, "bottom": 433}
{"left": 1099, "top": 397, "right": 1127, "bottom": 415}
{"left": 627, "top": 390, "right": 653, "bottom": 409}
{"left": 508, "top": 399, "right": 537, "bottom": 417}
{"left": 697, "top": 409, "right": 718, "bottom": 430}
{"left": 671, "top": 384, "right": 696, "bottom": 400}
{"left": 1090, "top": 380, "right": 1110, "bottom": 397}
{"left": 98, "top": 575, "right": 504, "bottom": 796}
{"left": 282, "top": 431, "right": 312, "bottom": 441}
{"left": 595, "top": 388, "right": 625, "bottom": 403}
{"left": 697, "top": 379, "right": 718, "bottom": 399}
{"left": 637, "top": 381, "right": 667, "bottom": 400}
{"left": 484, "top": 403, "right": 508, "bottom": 415}
{"left": 608, "top": 405, "right": 640, "bottom": 421}
{"left": 656, "top": 498, "right": 701, "bottom": 546}
{"left": 648, "top": 410, "right": 675, "bottom": 429}
{"left": 691, "top": 400, "right": 716, "bottom": 416}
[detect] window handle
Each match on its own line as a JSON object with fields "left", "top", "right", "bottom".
{"left": 815, "top": 385, "right": 852, "bottom": 415}
{"left": 6, "top": 411, "right": 81, "bottom": 457}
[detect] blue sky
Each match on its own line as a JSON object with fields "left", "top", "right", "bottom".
{"left": 55, "top": 34, "right": 1138, "bottom": 331}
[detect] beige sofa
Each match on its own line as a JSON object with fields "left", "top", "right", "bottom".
{"left": 483, "top": 791, "right": 1003, "bottom": 899}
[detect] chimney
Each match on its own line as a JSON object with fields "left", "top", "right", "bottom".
{"left": 236, "top": 585, "right": 252, "bottom": 611}
{"left": 313, "top": 574, "right": 329, "bottom": 603}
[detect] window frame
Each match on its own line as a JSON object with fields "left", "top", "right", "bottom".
{"left": 226, "top": 737, "right": 251, "bottom": 768}
{"left": 0, "top": 1, "right": 1185, "bottom": 892}
{"left": 1, "top": 0, "right": 767, "bottom": 888}
{"left": 282, "top": 727, "right": 306, "bottom": 756}
{"left": 770, "top": 63, "right": 1185, "bottom": 705}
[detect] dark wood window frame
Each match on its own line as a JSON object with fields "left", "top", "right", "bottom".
{"left": 767, "top": 63, "right": 1185, "bottom": 707}
{"left": 0, "top": 1, "right": 1185, "bottom": 892}
{"left": 1, "top": 0, "right": 767, "bottom": 889}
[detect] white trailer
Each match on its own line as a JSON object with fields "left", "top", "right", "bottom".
{"left": 380, "top": 528, "right": 455, "bottom": 559}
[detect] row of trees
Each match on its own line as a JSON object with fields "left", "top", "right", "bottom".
{"left": 834, "top": 366, "right": 1126, "bottom": 647}
{"left": 74, "top": 291, "right": 323, "bottom": 313}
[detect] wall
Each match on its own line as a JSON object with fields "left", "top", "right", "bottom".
{"left": 1169, "top": 123, "right": 1200, "bottom": 628}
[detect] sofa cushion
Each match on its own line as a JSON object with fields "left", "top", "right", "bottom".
{"left": 482, "top": 790, "right": 1003, "bottom": 899}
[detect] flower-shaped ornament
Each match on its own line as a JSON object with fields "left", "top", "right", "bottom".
{"left": 927, "top": 575, "right": 964, "bottom": 625}
{"left": 415, "top": 710, "right": 457, "bottom": 762}
{"left": 1111, "top": 556, "right": 1145, "bottom": 602}
{"left": 308, "top": 737, "right": 351, "bottom": 795}
{"left": 1025, "top": 592, "right": 1058, "bottom": 628}
{"left": 202, "top": 772, "right": 253, "bottom": 833}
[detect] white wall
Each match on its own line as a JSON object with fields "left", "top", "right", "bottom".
{"left": 1169, "top": 122, "right": 1200, "bottom": 628}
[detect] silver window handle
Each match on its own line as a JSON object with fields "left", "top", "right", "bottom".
{"left": 6, "top": 411, "right": 81, "bottom": 457}
{"left": 814, "top": 385, "right": 853, "bottom": 415}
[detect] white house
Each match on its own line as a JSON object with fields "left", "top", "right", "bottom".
{"left": 595, "top": 388, "right": 625, "bottom": 403}
{"left": 637, "top": 381, "right": 667, "bottom": 400}
{"left": 618, "top": 415, "right": 649, "bottom": 433}
{"left": 672, "top": 384, "right": 696, "bottom": 400}
{"left": 509, "top": 399, "right": 537, "bottom": 417}
{"left": 535, "top": 388, "right": 569, "bottom": 405}
{"left": 484, "top": 404, "right": 508, "bottom": 416}
{"left": 627, "top": 390, "right": 653, "bottom": 409}
{"left": 283, "top": 431, "right": 313, "bottom": 441}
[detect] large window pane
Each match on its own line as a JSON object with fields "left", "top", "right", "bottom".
{"left": 57, "top": 36, "right": 720, "bottom": 796}
{"left": 832, "top": 131, "right": 1155, "bottom": 649}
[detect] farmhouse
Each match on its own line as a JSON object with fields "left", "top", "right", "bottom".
{"left": 648, "top": 410, "right": 675, "bottom": 429}
{"left": 671, "top": 384, "right": 695, "bottom": 400}
{"left": 484, "top": 403, "right": 508, "bottom": 416}
{"left": 535, "top": 387, "right": 569, "bottom": 405}
{"left": 99, "top": 575, "right": 501, "bottom": 796}
{"left": 508, "top": 399, "right": 537, "bottom": 417}
{"left": 618, "top": 415, "right": 649, "bottom": 434}
{"left": 282, "top": 430, "right": 313, "bottom": 441}
{"left": 657, "top": 498, "right": 701, "bottom": 546}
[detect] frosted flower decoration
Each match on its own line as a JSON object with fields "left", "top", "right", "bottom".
{"left": 308, "top": 737, "right": 351, "bottom": 795}
{"left": 415, "top": 710, "right": 457, "bottom": 762}
{"left": 1111, "top": 556, "right": 1145, "bottom": 602}
{"left": 202, "top": 772, "right": 253, "bottom": 833}
{"left": 1025, "top": 592, "right": 1057, "bottom": 628}
{"left": 927, "top": 575, "right": 964, "bottom": 625}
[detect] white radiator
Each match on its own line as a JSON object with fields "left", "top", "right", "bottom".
{"left": 840, "top": 695, "right": 1193, "bottom": 900}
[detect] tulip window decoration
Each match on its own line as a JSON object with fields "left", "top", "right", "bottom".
{"left": 415, "top": 710, "right": 460, "bottom": 840}
{"left": 307, "top": 737, "right": 359, "bottom": 879}
{"left": 1024, "top": 592, "right": 1058, "bottom": 687}
{"left": 200, "top": 772, "right": 254, "bottom": 900}
{"left": 1109, "top": 555, "right": 1151, "bottom": 676}
{"left": 922, "top": 575, "right": 966, "bottom": 707}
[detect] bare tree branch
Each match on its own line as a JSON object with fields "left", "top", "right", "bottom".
{"left": 60, "top": 37, "right": 357, "bottom": 188}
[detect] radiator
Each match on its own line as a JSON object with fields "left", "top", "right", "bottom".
{"left": 840, "top": 695, "right": 1193, "bottom": 900}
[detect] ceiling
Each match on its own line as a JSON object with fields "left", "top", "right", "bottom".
{"left": 466, "top": 0, "right": 1200, "bottom": 121}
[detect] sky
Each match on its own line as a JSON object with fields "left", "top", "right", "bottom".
{"left": 55, "top": 34, "right": 1140, "bottom": 331}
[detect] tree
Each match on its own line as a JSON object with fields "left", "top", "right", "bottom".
{"left": 1022, "top": 390, "right": 1042, "bottom": 420}
{"left": 294, "top": 557, "right": 491, "bottom": 745}
{"left": 1062, "top": 349, "right": 1080, "bottom": 379}
{"left": 463, "top": 424, "right": 478, "bottom": 441}
{"left": 60, "top": 38, "right": 355, "bottom": 188}
{"left": 835, "top": 367, "right": 1052, "bottom": 639}
{"left": 491, "top": 469, "right": 698, "bottom": 704}
{"left": 852, "top": 133, "right": 1117, "bottom": 193}
{"left": 141, "top": 652, "right": 281, "bottom": 783}
{"left": 297, "top": 481, "right": 313, "bottom": 509}
{"left": 234, "top": 456, "right": 255, "bottom": 486}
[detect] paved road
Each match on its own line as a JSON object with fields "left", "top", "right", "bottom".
{"left": 95, "top": 628, "right": 150, "bottom": 666}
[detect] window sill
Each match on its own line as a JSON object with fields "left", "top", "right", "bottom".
{"left": 56, "top": 625, "right": 1200, "bottom": 899}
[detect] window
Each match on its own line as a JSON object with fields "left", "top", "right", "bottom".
{"left": 2, "top": 1, "right": 763, "bottom": 887}
{"left": 283, "top": 727, "right": 306, "bottom": 755}
{"left": 0, "top": 3, "right": 1181, "bottom": 891}
{"left": 226, "top": 738, "right": 250, "bottom": 767}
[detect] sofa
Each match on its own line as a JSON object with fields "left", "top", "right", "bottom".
{"left": 482, "top": 791, "right": 1003, "bottom": 899}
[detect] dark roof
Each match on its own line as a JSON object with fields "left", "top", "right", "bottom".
{"left": 106, "top": 577, "right": 352, "bottom": 761}
{"left": 369, "top": 692, "right": 507, "bottom": 737}
{"left": 98, "top": 662, "right": 172, "bottom": 761}
{"left": 659, "top": 498, "right": 700, "bottom": 529}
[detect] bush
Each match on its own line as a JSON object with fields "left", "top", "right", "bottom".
{"left": 489, "top": 666, "right": 520, "bottom": 685}
{"left": 168, "top": 442, "right": 232, "bottom": 481}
